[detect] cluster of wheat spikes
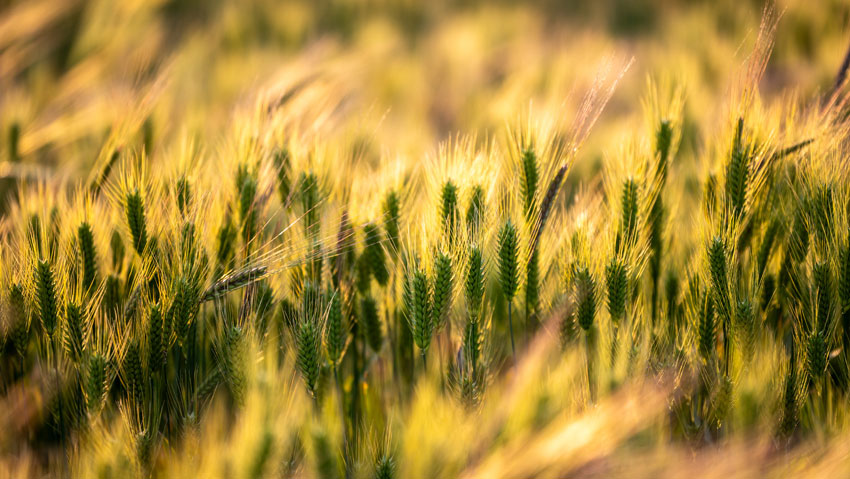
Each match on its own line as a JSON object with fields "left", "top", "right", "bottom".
{"left": 4, "top": 4, "right": 850, "bottom": 478}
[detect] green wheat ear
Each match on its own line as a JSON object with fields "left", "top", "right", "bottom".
{"left": 63, "top": 302, "right": 84, "bottom": 362}
{"left": 374, "top": 451, "right": 396, "bottom": 479}
{"left": 299, "top": 171, "right": 320, "bottom": 238}
{"left": 146, "top": 304, "right": 165, "bottom": 373}
{"left": 124, "top": 340, "right": 143, "bottom": 403}
{"left": 806, "top": 330, "right": 827, "bottom": 383}
{"left": 497, "top": 221, "right": 519, "bottom": 301}
{"left": 703, "top": 173, "right": 717, "bottom": 213}
{"left": 35, "top": 259, "right": 58, "bottom": 339}
{"left": 356, "top": 251, "right": 372, "bottom": 294}
{"left": 736, "top": 299, "right": 755, "bottom": 357}
{"left": 431, "top": 251, "right": 453, "bottom": 332}
{"left": 222, "top": 326, "right": 246, "bottom": 405}
{"left": 239, "top": 172, "right": 258, "bottom": 245}
{"left": 725, "top": 117, "right": 750, "bottom": 219}
{"left": 707, "top": 236, "right": 730, "bottom": 322}
{"left": 176, "top": 175, "right": 191, "bottom": 215}
{"left": 756, "top": 218, "right": 780, "bottom": 279}
{"left": 382, "top": 190, "right": 400, "bottom": 254}
{"left": 698, "top": 288, "right": 716, "bottom": 360}
{"left": 761, "top": 274, "right": 775, "bottom": 312}
{"left": 324, "top": 289, "right": 346, "bottom": 366}
{"left": 8, "top": 284, "right": 30, "bottom": 358}
{"left": 77, "top": 222, "right": 98, "bottom": 293}
{"left": 125, "top": 189, "right": 148, "bottom": 254}
{"left": 440, "top": 180, "right": 459, "bottom": 239}
{"left": 86, "top": 353, "right": 108, "bottom": 413}
{"left": 410, "top": 268, "right": 433, "bottom": 355}
{"left": 273, "top": 147, "right": 291, "bottom": 206}
{"left": 779, "top": 348, "right": 799, "bottom": 437}
{"left": 103, "top": 274, "right": 121, "bottom": 321}
{"left": 574, "top": 266, "right": 596, "bottom": 331}
{"left": 809, "top": 183, "right": 834, "bottom": 246}
{"left": 463, "top": 245, "right": 485, "bottom": 371}
{"left": 839, "top": 237, "right": 850, "bottom": 351}
{"left": 361, "top": 295, "right": 383, "bottom": 353}
{"left": 110, "top": 229, "right": 125, "bottom": 273}
{"left": 215, "top": 214, "right": 237, "bottom": 272}
{"left": 789, "top": 206, "right": 809, "bottom": 263}
{"left": 364, "top": 223, "right": 389, "bottom": 286}
{"left": 520, "top": 147, "right": 538, "bottom": 218}
{"left": 655, "top": 119, "right": 673, "bottom": 181}
{"left": 173, "top": 278, "right": 199, "bottom": 350}
{"left": 466, "top": 184, "right": 485, "bottom": 233}
{"left": 525, "top": 249, "right": 540, "bottom": 323}
{"left": 7, "top": 121, "right": 20, "bottom": 162}
{"left": 605, "top": 257, "right": 628, "bottom": 323}
{"left": 497, "top": 221, "right": 518, "bottom": 355}
{"left": 619, "top": 179, "right": 639, "bottom": 249}
{"left": 295, "top": 308, "right": 322, "bottom": 398}
{"left": 465, "top": 246, "right": 485, "bottom": 320}
{"left": 462, "top": 304, "right": 482, "bottom": 376}
{"left": 813, "top": 261, "right": 832, "bottom": 333}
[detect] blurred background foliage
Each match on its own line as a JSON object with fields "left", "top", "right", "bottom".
{"left": 1, "top": 0, "right": 848, "bottom": 187}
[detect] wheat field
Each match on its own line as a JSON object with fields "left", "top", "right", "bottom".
{"left": 1, "top": 0, "right": 850, "bottom": 477}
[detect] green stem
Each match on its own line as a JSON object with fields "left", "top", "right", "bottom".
{"left": 586, "top": 328, "right": 596, "bottom": 404}
{"left": 508, "top": 301, "right": 516, "bottom": 361}
{"left": 334, "top": 365, "right": 351, "bottom": 479}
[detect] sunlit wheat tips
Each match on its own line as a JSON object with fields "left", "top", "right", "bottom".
{"left": 497, "top": 221, "right": 519, "bottom": 356}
